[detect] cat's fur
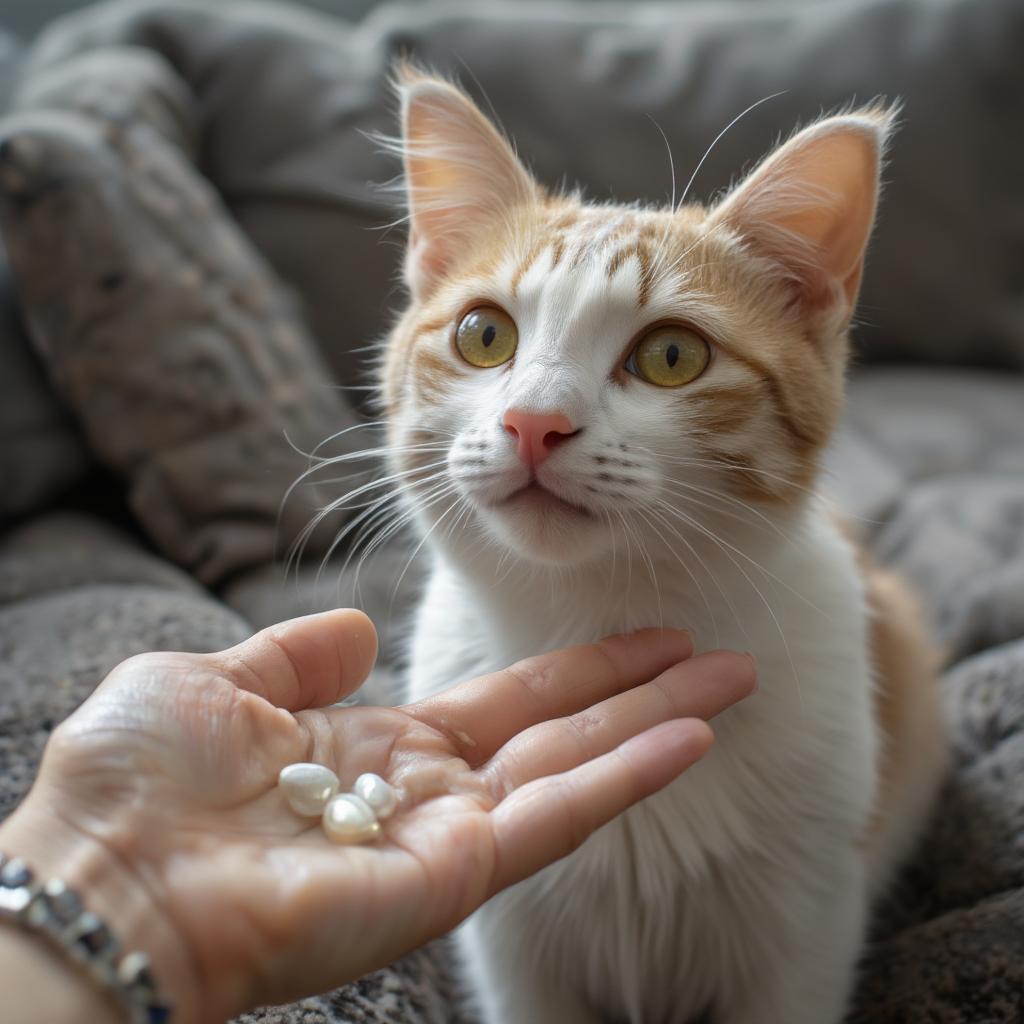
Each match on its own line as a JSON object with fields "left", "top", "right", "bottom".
{"left": 379, "top": 70, "right": 947, "bottom": 1024}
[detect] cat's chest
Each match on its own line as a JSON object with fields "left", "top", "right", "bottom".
{"left": 406, "top": 530, "right": 878, "bottom": 848}
{"left": 413, "top": 561, "right": 715, "bottom": 692}
{"left": 408, "top": 560, "right": 806, "bottom": 703}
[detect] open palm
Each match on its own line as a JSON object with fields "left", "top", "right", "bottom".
{"left": 11, "top": 610, "right": 754, "bottom": 1023}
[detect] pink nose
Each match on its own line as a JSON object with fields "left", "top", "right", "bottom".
{"left": 503, "top": 409, "right": 577, "bottom": 468}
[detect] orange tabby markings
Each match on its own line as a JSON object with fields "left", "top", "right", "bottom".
{"left": 509, "top": 236, "right": 549, "bottom": 298}
{"left": 549, "top": 234, "right": 566, "bottom": 270}
{"left": 605, "top": 241, "right": 656, "bottom": 306}
{"left": 834, "top": 538, "right": 948, "bottom": 882}
{"left": 413, "top": 346, "right": 461, "bottom": 406}
{"left": 687, "top": 382, "right": 767, "bottom": 434}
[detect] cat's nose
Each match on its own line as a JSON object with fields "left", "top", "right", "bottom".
{"left": 502, "top": 409, "right": 578, "bottom": 468}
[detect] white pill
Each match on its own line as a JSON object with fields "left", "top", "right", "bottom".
{"left": 322, "top": 793, "right": 381, "bottom": 844}
{"left": 353, "top": 773, "right": 399, "bottom": 819}
{"left": 278, "top": 763, "right": 339, "bottom": 817}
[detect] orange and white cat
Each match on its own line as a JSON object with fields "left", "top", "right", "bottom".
{"left": 378, "top": 70, "right": 947, "bottom": 1024}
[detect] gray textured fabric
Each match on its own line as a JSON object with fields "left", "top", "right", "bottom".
{"left": 23, "top": 0, "right": 1024, "bottom": 377}
{"left": 0, "top": 246, "right": 91, "bottom": 520}
{"left": 0, "top": 511, "right": 202, "bottom": 605}
{"left": 0, "top": 25, "right": 91, "bottom": 521}
{"left": 838, "top": 370, "right": 1024, "bottom": 662}
{"left": 848, "top": 640, "right": 1024, "bottom": 1023}
{"left": 0, "top": 513, "right": 252, "bottom": 824}
{"left": 0, "top": 45, "right": 359, "bottom": 584}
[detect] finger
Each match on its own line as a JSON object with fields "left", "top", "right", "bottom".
{"left": 206, "top": 609, "right": 378, "bottom": 711}
{"left": 404, "top": 629, "right": 693, "bottom": 766}
{"left": 485, "top": 650, "right": 755, "bottom": 794}
{"left": 488, "top": 718, "right": 713, "bottom": 893}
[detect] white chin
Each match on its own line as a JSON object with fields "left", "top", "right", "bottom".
{"left": 487, "top": 485, "right": 606, "bottom": 565}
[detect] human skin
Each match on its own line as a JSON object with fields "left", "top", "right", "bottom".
{"left": 0, "top": 610, "right": 756, "bottom": 1024}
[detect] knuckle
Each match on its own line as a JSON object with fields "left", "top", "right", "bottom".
{"left": 503, "top": 657, "right": 556, "bottom": 707}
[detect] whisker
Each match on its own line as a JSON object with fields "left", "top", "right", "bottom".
{"left": 284, "top": 461, "right": 451, "bottom": 578}
{"left": 307, "top": 467, "right": 451, "bottom": 583}
{"left": 678, "top": 91, "right": 787, "bottom": 209}
{"left": 340, "top": 478, "right": 459, "bottom": 596}
{"left": 625, "top": 507, "right": 664, "bottom": 632}
{"left": 612, "top": 508, "right": 634, "bottom": 606}
{"left": 641, "top": 502, "right": 728, "bottom": 649}
{"left": 660, "top": 482, "right": 777, "bottom": 536}
{"left": 659, "top": 494, "right": 829, "bottom": 621}
{"left": 655, "top": 499, "right": 806, "bottom": 714}
{"left": 386, "top": 493, "right": 466, "bottom": 604}
{"left": 660, "top": 478, "right": 806, "bottom": 550}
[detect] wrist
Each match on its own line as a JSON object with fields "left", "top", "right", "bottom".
{"left": 0, "top": 914, "right": 124, "bottom": 1024}
{"left": 0, "top": 793, "right": 202, "bottom": 1024}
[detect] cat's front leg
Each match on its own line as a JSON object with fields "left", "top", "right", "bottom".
{"left": 717, "top": 855, "right": 868, "bottom": 1024}
{"left": 457, "top": 901, "right": 601, "bottom": 1024}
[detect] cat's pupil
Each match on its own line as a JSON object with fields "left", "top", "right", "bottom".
{"left": 666, "top": 343, "right": 679, "bottom": 368}
{"left": 482, "top": 325, "right": 496, "bottom": 347}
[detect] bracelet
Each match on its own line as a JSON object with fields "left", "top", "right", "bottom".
{"left": 0, "top": 851, "right": 173, "bottom": 1024}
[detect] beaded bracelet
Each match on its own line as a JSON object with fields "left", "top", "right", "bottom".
{"left": 0, "top": 851, "right": 172, "bottom": 1024}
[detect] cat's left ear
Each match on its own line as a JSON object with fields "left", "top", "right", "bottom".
{"left": 707, "top": 106, "right": 895, "bottom": 326}
{"left": 397, "top": 68, "right": 539, "bottom": 299}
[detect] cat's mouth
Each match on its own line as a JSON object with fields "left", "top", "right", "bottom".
{"left": 501, "top": 482, "right": 594, "bottom": 519}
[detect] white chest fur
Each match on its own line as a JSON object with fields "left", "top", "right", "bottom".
{"left": 406, "top": 507, "right": 879, "bottom": 1024}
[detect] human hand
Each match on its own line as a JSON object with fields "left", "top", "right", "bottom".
{"left": 0, "top": 611, "right": 755, "bottom": 1023}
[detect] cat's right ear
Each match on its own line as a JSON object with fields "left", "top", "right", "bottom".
{"left": 705, "top": 105, "right": 895, "bottom": 330}
{"left": 396, "top": 68, "right": 538, "bottom": 299}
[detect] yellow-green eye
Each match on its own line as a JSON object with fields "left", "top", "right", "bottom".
{"left": 627, "top": 325, "right": 710, "bottom": 387}
{"left": 455, "top": 306, "right": 518, "bottom": 368}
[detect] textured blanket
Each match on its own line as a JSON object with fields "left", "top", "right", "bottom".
{"left": 1, "top": 2, "right": 1023, "bottom": 1022}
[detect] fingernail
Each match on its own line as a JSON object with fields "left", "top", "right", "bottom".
{"left": 743, "top": 652, "right": 759, "bottom": 690}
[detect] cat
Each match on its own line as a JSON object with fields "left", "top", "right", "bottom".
{"left": 374, "top": 68, "right": 948, "bottom": 1024}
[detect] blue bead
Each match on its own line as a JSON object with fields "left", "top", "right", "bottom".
{"left": 145, "top": 1001, "right": 172, "bottom": 1024}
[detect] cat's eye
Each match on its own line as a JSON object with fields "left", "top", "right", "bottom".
{"left": 455, "top": 306, "right": 518, "bottom": 368}
{"left": 627, "top": 325, "right": 710, "bottom": 388}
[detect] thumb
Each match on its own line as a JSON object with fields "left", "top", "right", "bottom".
{"left": 209, "top": 609, "right": 379, "bottom": 711}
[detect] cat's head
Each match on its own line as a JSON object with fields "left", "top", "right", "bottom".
{"left": 381, "top": 69, "right": 891, "bottom": 567}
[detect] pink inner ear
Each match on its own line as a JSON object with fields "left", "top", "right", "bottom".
{"left": 400, "top": 77, "right": 538, "bottom": 299}
{"left": 775, "top": 135, "right": 880, "bottom": 301}
{"left": 709, "top": 114, "right": 887, "bottom": 320}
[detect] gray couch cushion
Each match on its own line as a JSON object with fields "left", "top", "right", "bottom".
{"left": 0, "top": 27, "right": 92, "bottom": 522}
{"left": 0, "top": 46, "right": 360, "bottom": 584}
{"left": 0, "top": 512, "right": 251, "bottom": 822}
{"left": 0, "top": 248, "right": 91, "bottom": 520}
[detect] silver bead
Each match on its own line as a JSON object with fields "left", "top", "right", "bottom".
{"left": 322, "top": 794, "right": 381, "bottom": 845}
{"left": 0, "top": 857, "right": 32, "bottom": 888}
{"left": 353, "top": 773, "right": 399, "bottom": 820}
{"left": 278, "top": 763, "right": 339, "bottom": 817}
{"left": 118, "top": 950, "right": 156, "bottom": 994}
{"left": 0, "top": 883, "right": 33, "bottom": 918}
{"left": 43, "top": 879, "right": 84, "bottom": 925}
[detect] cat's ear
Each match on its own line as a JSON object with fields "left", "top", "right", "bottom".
{"left": 396, "top": 68, "right": 539, "bottom": 299}
{"left": 707, "top": 106, "right": 894, "bottom": 325}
